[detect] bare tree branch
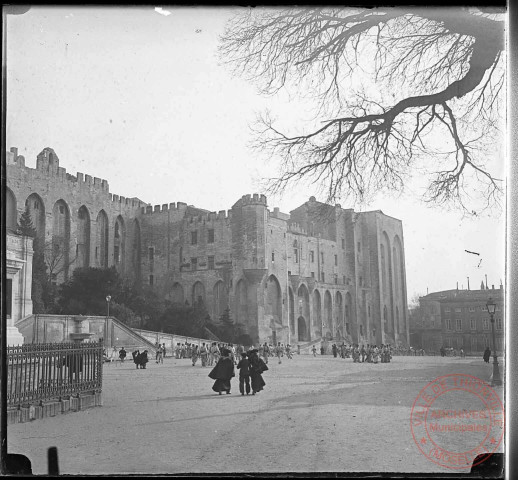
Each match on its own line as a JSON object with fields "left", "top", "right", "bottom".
{"left": 219, "top": 7, "right": 505, "bottom": 213}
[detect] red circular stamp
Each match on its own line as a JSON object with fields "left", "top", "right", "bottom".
{"left": 410, "top": 374, "right": 504, "bottom": 470}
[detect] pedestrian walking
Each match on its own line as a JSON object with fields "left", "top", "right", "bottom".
{"left": 192, "top": 345, "right": 199, "bottom": 366}
{"left": 162, "top": 343, "right": 166, "bottom": 358}
{"left": 483, "top": 347, "right": 491, "bottom": 363}
{"left": 208, "top": 348, "right": 235, "bottom": 395}
{"left": 332, "top": 344, "right": 338, "bottom": 358}
{"left": 119, "top": 347, "right": 127, "bottom": 363}
{"left": 200, "top": 343, "right": 208, "bottom": 367}
{"left": 237, "top": 352, "right": 251, "bottom": 395}
{"left": 361, "top": 345, "right": 366, "bottom": 362}
{"left": 262, "top": 342, "right": 269, "bottom": 364}
{"left": 138, "top": 350, "right": 149, "bottom": 369}
{"left": 156, "top": 345, "right": 164, "bottom": 364}
{"left": 312, "top": 345, "right": 317, "bottom": 357}
{"left": 132, "top": 349, "right": 140, "bottom": 369}
{"left": 248, "top": 349, "right": 268, "bottom": 395}
{"left": 275, "top": 342, "right": 283, "bottom": 364}
{"left": 285, "top": 344, "right": 293, "bottom": 359}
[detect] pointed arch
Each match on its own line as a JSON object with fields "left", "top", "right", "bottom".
{"left": 324, "top": 290, "right": 333, "bottom": 339}
{"left": 77, "top": 205, "right": 91, "bottom": 268}
{"left": 265, "top": 275, "right": 282, "bottom": 327}
{"left": 25, "top": 193, "right": 46, "bottom": 251}
{"left": 289, "top": 287, "right": 295, "bottom": 335}
{"left": 95, "top": 210, "right": 109, "bottom": 268}
{"left": 335, "top": 291, "right": 343, "bottom": 339}
{"left": 213, "top": 280, "right": 228, "bottom": 320}
{"left": 6, "top": 187, "right": 18, "bottom": 231}
{"left": 114, "top": 215, "right": 126, "bottom": 274}
{"left": 312, "top": 289, "right": 322, "bottom": 337}
{"left": 132, "top": 219, "right": 141, "bottom": 284}
{"left": 52, "top": 199, "right": 71, "bottom": 281}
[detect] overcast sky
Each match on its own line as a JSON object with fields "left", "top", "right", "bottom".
{"left": 6, "top": 6, "right": 506, "bottom": 303}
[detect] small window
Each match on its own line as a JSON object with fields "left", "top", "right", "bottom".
{"left": 455, "top": 319, "right": 462, "bottom": 331}
{"left": 447, "top": 319, "right": 453, "bottom": 331}
{"left": 115, "top": 223, "right": 120, "bottom": 238}
{"left": 334, "top": 254, "right": 338, "bottom": 266}
{"left": 294, "top": 249, "right": 298, "bottom": 263}
{"left": 208, "top": 256, "right": 215, "bottom": 270}
{"left": 357, "top": 242, "right": 361, "bottom": 253}
{"left": 334, "top": 275, "right": 338, "bottom": 284}
{"left": 208, "top": 229, "right": 215, "bottom": 243}
{"left": 272, "top": 252, "right": 275, "bottom": 262}
{"left": 496, "top": 318, "right": 503, "bottom": 330}
{"left": 342, "top": 238, "right": 345, "bottom": 249}
{"left": 310, "top": 251, "right": 314, "bottom": 263}
{"left": 191, "top": 231, "right": 198, "bottom": 245}
{"left": 470, "top": 318, "right": 476, "bottom": 330}
{"left": 34, "top": 201, "right": 39, "bottom": 210}
{"left": 149, "top": 275, "right": 154, "bottom": 286}
{"left": 468, "top": 307, "right": 476, "bottom": 312}
{"left": 368, "top": 305, "right": 371, "bottom": 317}
{"left": 191, "top": 257, "right": 197, "bottom": 270}
{"left": 148, "top": 247, "right": 154, "bottom": 261}
{"left": 320, "top": 252, "right": 324, "bottom": 264}
{"left": 483, "top": 319, "right": 489, "bottom": 330}
{"left": 445, "top": 307, "right": 451, "bottom": 313}
{"left": 455, "top": 308, "right": 462, "bottom": 313}
{"left": 321, "top": 272, "right": 325, "bottom": 282}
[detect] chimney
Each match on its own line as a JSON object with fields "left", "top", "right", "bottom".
{"left": 467, "top": 277, "right": 470, "bottom": 290}
{"left": 485, "top": 274, "right": 488, "bottom": 289}
{"left": 492, "top": 284, "right": 494, "bottom": 290}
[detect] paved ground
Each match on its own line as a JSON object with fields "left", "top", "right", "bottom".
{"left": 8, "top": 354, "right": 504, "bottom": 475}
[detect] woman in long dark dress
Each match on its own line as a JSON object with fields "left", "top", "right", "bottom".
{"left": 208, "top": 348, "right": 235, "bottom": 394}
{"left": 248, "top": 349, "right": 268, "bottom": 395}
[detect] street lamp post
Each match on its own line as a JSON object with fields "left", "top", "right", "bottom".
{"left": 486, "top": 297, "right": 502, "bottom": 387}
{"left": 106, "top": 295, "right": 112, "bottom": 319}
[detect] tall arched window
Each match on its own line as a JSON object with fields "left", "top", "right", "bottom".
{"left": 52, "top": 199, "right": 71, "bottom": 282}
{"left": 96, "top": 210, "right": 109, "bottom": 268}
{"left": 77, "top": 206, "right": 91, "bottom": 268}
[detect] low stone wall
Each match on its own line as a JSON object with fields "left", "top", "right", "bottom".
{"left": 7, "top": 391, "right": 102, "bottom": 425}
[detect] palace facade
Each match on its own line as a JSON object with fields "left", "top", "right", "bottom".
{"left": 6, "top": 146, "right": 409, "bottom": 346}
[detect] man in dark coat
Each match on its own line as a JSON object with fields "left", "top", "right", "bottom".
{"left": 139, "top": 350, "right": 149, "bottom": 369}
{"left": 132, "top": 350, "right": 140, "bottom": 368}
{"left": 237, "top": 352, "right": 251, "bottom": 395}
{"left": 332, "top": 344, "right": 338, "bottom": 358}
{"left": 208, "top": 348, "right": 235, "bottom": 394}
{"left": 248, "top": 349, "right": 268, "bottom": 395}
{"left": 483, "top": 347, "right": 491, "bottom": 363}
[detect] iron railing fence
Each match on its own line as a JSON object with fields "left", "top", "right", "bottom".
{"left": 7, "top": 340, "right": 103, "bottom": 407}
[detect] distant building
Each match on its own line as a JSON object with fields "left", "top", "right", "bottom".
{"left": 7, "top": 146, "right": 410, "bottom": 346}
{"left": 414, "top": 286, "right": 504, "bottom": 354}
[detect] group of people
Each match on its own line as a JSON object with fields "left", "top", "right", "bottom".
{"left": 131, "top": 349, "right": 149, "bottom": 369}
{"left": 208, "top": 347, "right": 269, "bottom": 395}
{"left": 310, "top": 343, "right": 393, "bottom": 364}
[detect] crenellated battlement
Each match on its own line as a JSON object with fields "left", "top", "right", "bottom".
{"left": 140, "top": 202, "right": 189, "bottom": 215}
{"left": 234, "top": 193, "right": 268, "bottom": 208}
{"left": 7, "top": 146, "right": 147, "bottom": 205}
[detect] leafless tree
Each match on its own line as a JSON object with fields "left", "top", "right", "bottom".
{"left": 44, "top": 238, "right": 77, "bottom": 284}
{"left": 219, "top": 7, "right": 505, "bottom": 213}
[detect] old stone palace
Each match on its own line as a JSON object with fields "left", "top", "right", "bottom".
{"left": 6, "top": 147, "right": 409, "bottom": 346}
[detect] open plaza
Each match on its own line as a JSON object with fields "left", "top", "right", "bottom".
{"left": 7, "top": 353, "right": 504, "bottom": 475}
